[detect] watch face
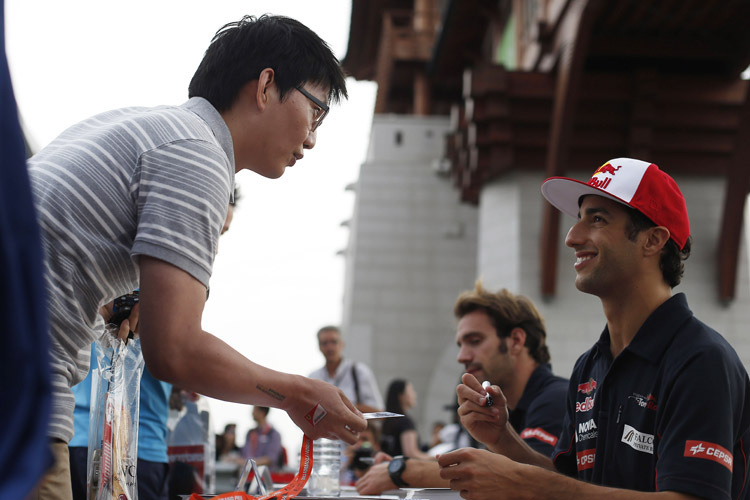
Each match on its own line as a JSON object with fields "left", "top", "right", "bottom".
{"left": 388, "top": 456, "right": 405, "bottom": 474}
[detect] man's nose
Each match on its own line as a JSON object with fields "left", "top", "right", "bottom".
{"left": 565, "top": 221, "right": 583, "bottom": 248}
{"left": 304, "top": 128, "right": 317, "bottom": 149}
{"left": 456, "top": 346, "right": 471, "bottom": 364}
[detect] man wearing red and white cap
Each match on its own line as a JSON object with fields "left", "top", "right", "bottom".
{"left": 438, "top": 158, "right": 750, "bottom": 500}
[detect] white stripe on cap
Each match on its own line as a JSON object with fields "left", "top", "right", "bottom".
{"left": 590, "top": 157, "right": 650, "bottom": 202}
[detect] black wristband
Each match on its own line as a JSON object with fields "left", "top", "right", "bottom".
{"left": 388, "top": 455, "right": 410, "bottom": 488}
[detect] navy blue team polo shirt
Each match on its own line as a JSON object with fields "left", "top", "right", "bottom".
{"left": 552, "top": 293, "right": 750, "bottom": 500}
{"left": 509, "top": 363, "right": 568, "bottom": 457}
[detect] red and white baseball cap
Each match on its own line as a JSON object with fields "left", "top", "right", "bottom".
{"left": 540, "top": 157, "right": 690, "bottom": 249}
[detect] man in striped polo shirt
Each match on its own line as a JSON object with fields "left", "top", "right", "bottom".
{"left": 28, "top": 15, "right": 366, "bottom": 498}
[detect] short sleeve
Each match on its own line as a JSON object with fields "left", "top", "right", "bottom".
{"left": 655, "top": 346, "right": 750, "bottom": 500}
{"left": 520, "top": 381, "right": 568, "bottom": 457}
{"left": 131, "top": 139, "right": 232, "bottom": 287}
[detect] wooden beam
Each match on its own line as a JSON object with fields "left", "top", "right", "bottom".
{"left": 718, "top": 81, "right": 750, "bottom": 303}
{"left": 541, "top": 0, "right": 602, "bottom": 298}
{"left": 626, "top": 70, "right": 657, "bottom": 160}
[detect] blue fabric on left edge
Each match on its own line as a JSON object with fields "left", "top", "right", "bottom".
{"left": 0, "top": 0, "right": 53, "bottom": 496}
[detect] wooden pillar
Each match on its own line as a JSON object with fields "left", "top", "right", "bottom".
{"left": 540, "top": 0, "right": 600, "bottom": 298}
{"left": 718, "top": 81, "right": 750, "bottom": 303}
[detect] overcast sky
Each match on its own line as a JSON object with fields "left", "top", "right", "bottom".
{"left": 5, "top": 0, "right": 377, "bottom": 458}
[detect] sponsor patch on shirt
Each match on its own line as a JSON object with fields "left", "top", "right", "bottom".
{"left": 577, "top": 378, "right": 597, "bottom": 395}
{"left": 621, "top": 424, "right": 654, "bottom": 454}
{"left": 576, "top": 396, "right": 595, "bottom": 413}
{"left": 520, "top": 427, "right": 558, "bottom": 446}
{"left": 576, "top": 448, "right": 596, "bottom": 471}
{"left": 576, "top": 418, "right": 598, "bottom": 443}
{"left": 628, "top": 392, "right": 658, "bottom": 411}
{"left": 684, "top": 440, "right": 733, "bottom": 472}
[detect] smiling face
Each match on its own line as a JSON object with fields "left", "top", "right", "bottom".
{"left": 565, "top": 195, "right": 643, "bottom": 297}
{"left": 455, "top": 309, "right": 514, "bottom": 388}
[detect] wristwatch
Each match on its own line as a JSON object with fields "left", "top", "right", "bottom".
{"left": 388, "top": 455, "right": 410, "bottom": 488}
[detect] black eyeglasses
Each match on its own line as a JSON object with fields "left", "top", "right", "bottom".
{"left": 296, "top": 86, "right": 329, "bottom": 131}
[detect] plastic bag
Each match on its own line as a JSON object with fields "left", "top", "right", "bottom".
{"left": 87, "top": 326, "right": 145, "bottom": 499}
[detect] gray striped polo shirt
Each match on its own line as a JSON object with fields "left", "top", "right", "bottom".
{"left": 28, "top": 97, "right": 235, "bottom": 442}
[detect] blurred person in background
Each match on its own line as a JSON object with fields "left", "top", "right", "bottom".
{"left": 309, "top": 326, "right": 384, "bottom": 413}
{"left": 215, "top": 423, "right": 241, "bottom": 463}
{"left": 242, "top": 406, "right": 284, "bottom": 471}
{"left": 380, "top": 380, "right": 433, "bottom": 461}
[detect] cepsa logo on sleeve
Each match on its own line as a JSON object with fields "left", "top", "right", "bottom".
{"left": 684, "top": 440, "right": 733, "bottom": 472}
{"left": 576, "top": 448, "right": 596, "bottom": 471}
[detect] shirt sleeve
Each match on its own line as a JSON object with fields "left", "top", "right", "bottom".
{"left": 655, "top": 344, "right": 750, "bottom": 500}
{"left": 131, "top": 139, "right": 231, "bottom": 287}
{"left": 520, "top": 380, "right": 568, "bottom": 457}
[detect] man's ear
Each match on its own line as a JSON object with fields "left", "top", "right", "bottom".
{"left": 255, "top": 68, "right": 276, "bottom": 110}
{"left": 643, "top": 226, "right": 670, "bottom": 257}
{"left": 508, "top": 327, "right": 527, "bottom": 355}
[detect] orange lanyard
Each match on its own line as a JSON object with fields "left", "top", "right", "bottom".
{"left": 190, "top": 435, "right": 314, "bottom": 500}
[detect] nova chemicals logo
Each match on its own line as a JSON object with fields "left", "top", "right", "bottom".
{"left": 576, "top": 418, "right": 598, "bottom": 443}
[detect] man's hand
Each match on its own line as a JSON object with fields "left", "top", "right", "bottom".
{"left": 438, "top": 448, "right": 525, "bottom": 500}
{"left": 99, "top": 299, "right": 139, "bottom": 342}
{"left": 457, "top": 373, "right": 508, "bottom": 448}
{"left": 356, "top": 461, "right": 394, "bottom": 495}
{"left": 283, "top": 377, "right": 367, "bottom": 445}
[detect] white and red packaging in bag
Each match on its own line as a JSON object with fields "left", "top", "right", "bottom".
{"left": 87, "top": 327, "right": 145, "bottom": 499}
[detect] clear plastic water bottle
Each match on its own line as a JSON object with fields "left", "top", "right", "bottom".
{"left": 307, "top": 438, "right": 342, "bottom": 497}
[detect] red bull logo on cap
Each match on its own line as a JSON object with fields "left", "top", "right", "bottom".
{"left": 587, "top": 162, "right": 621, "bottom": 190}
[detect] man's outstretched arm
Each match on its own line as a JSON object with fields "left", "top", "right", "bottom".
{"left": 138, "top": 255, "right": 366, "bottom": 443}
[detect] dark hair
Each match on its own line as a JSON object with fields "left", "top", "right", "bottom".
{"left": 382, "top": 379, "right": 408, "bottom": 438}
{"left": 384, "top": 379, "right": 407, "bottom": 415}
{"left": 189, "top": 15, "right": 347, "bottom": 112}
{"left": 317, "top": 325, "right": 341, "bottom": 339}
{"left": 454, "top": 281, "right": 550, "bottom": 365}
{"left": 623, "top": 206, "right": 691, "bottom": 287}
{"left": 254, "top": 406, "right": 270, "bottom": 416}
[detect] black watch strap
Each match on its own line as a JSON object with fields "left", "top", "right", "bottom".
{"left": 388, "top": 455, "right": 410, "bottom": 487}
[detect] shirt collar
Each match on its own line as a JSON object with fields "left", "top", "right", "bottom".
{"left": 182, "top": 97, "right": 236, "bottom": 173}
{"left": 593, "top": 293, "right": 693, "bottom": 364}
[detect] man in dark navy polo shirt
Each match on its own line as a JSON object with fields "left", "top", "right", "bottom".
{"left": 356, "top": 282, "right": 568, "bottom": 494}
{"left": 439, "top": 158, "right": 750, "bottom": 500}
